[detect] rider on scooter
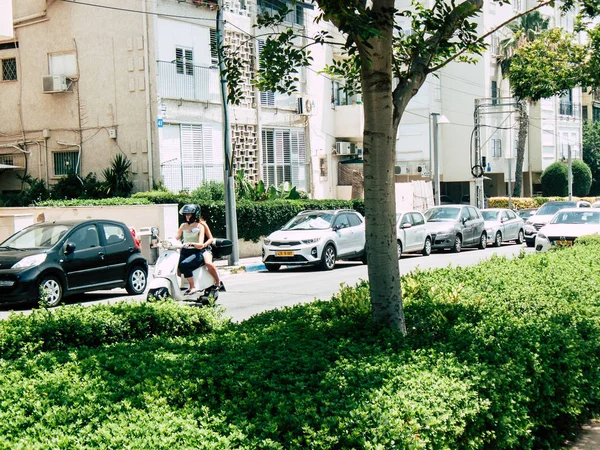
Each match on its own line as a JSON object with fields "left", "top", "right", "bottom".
{"left": 175, "top": 204, "right": 221, "bottom": 295}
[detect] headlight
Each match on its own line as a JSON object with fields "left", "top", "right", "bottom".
{"left": 537, "top": 232, "right": 547, "bottom": 240}
{"left": 263, "top": 238, "right": 271, "bottom": 245}
{"left": 301, "top": 237, "right": 321, "bottom": 244}
{"left": 12, "top": 254, "right": 47, "bottom": 269}
{"left": 526, "top": 220, "right": 533, "bottom": 225}
{"left": 436, "top": 232, "right": 451, "bottom": 238}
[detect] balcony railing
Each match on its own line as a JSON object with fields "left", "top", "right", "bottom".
{"left": 160, "top": 162, "right": 224, "bottom": 193}
{"left": 157, "top": 60, "right": 220, "bottom": 102}
{"left": 559, "top": 101, "right": 581, "bottom": 118}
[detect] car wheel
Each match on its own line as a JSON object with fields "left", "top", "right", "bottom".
{"left": 126, "top": 266, "right": 147, "bottom": 295}
{"left": 525, "top": 239, "right": 535, "bottom": 248}
{"left": 516, "top": 229, "right": 525, "bottom": 244}
{"left": 38, "top": 276, "right": 63, "bottom": 307}
{"left": 422, "top": 237, "right": 432, "bottom": 256}
{"left": 319, "top": 244, "right": 336, "bottom": 270}
{"left": 265, "top": 264, "right": 281, "bottom": 272}
{"left": 494, "top": 231, "right": 502, "bottom": 247}
{"left": 147, "top": 287, "right": 170, "bottom": 302}
{"left": 478, "top": 232, "right": 487, "bottom": 250}
{"left": 397, "top": 240, "right": 403, "bottom": 260}
{"left": 451, "top": 235, "right": 462, "bottom": 253}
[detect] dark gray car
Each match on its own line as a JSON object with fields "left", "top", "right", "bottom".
{"left": 424, "top": 205, "right": 487, "bottom": 252}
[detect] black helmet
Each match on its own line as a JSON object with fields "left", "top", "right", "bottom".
{"left": 179, "top": 204, "right": 201, "bottom": 223}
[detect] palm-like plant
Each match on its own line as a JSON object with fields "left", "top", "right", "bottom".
{"left": 102, "top": 154, "right": 134, "bottom": 198}
{"left": 497, "top": 11, "right": 550, "bottom": 197}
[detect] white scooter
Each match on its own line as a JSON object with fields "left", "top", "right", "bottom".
{"left": 146, "top": 228, "right": 231, "bottom": 306}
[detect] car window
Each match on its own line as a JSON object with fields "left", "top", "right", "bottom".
{"left": 552, "top": 211, "right": 600, "bottom": 224}
{"left": 506, "top": 210, "right": 517, "bottom": 220}
{"left": 481, "top": 211, "right": 499, "bottom": 221}
{"left": 537, "top": 202, "right": 576, "bottom": 215}
{"left": 103, "top": 224, "right": 126, "bottom": 245}
{"left": 70, "top": 225, "right": 100, "bottom": 249}
{"left": 411, "top": 213, "right": 425, "bottom": 226}
{"left": 400, "top": 214, "right": 412, "bottom": 226}
{"left": 424, "top": 207, "right": 460, "bottom": 221}
{"left": 282, "top": 213, "right": 334, "bottom": 230}
{"left": 501, "top": 211, "right": 510, "bottom": 221}
{"left": 2, "top": 224, "right": 70, "bottom": 249}
{"left": 468, "top": 207, "right": 480, "bottom": 220}
{"left": 333, "top": 214, "right": 350, "bottom": 229}
{"left": 347, "top": 213, "right": 362, "bottom": 227}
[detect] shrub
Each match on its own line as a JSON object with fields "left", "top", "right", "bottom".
{"left": 36, "top": 197, "right": 151, "bottom": 207}
{"left": 541, "top": 162, "right": 568, "bottom": 196}
{"left": 572, "top": 159, "right": 593, "bottom": 197}
{"left": 102, "top": 154, "right": 134, "bottom": 198}
{"left": 190, "top": 181, "right": 225, "bottom": 201}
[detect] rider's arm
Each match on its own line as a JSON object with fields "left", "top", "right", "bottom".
{"left": 200, "top": 219, "right": 214, "bottom": 247}
{"left": 175, "top": 224, "right": 184, "bottom": 241}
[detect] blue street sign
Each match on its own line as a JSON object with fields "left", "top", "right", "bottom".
{"left": 157, "top": 118, "right": 163, "bottom": 128}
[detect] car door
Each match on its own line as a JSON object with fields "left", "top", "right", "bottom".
{"left": 460, "top": 207, "right": 474, "bottom": 244}
{"left": 346, "top": 212, "right": 365, "bottom": 253}
{"left": 468, "top": 207, "right": 484, "bottom": 243}
{"left": 332, "top": 213, "right": 353, "bottom": 256}
{"left": 410, "top": 212, "right": 427, "bottom": 251}
{"left": 99, "top": 222, "right": 134, "bottom": 283}
{"left": 60, "top": 224, "right": 108, "bottom": 289}
{"left": 398, "top": 213, "right": 413, "bottom": 251}
{"left": 503, "top": 210, "right": 517, "bottom": 240}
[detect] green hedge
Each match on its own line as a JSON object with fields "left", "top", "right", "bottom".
{"left": 35, "top": 197, "right": 151, "bottom": 207}
{"left": 0, "top": 239, "right": 600, "bottom": 448}
{"left": 488, "top": 196, "right": 599, "bottom": 209}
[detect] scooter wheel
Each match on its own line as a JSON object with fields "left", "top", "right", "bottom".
{"left": 147, "top": 287, "right": 170, "bottom": 302}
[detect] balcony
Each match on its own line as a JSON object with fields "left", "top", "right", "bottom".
{"left": 559, "top": 101, "right": 581, "bottom": 118}
{"left": 334, "top": 104, "right": 364, "bottom": 140}
{"left": 157, "top": 60, "right": 220, "bottom": 103}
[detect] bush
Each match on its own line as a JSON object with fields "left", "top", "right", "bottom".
{"left": 190, "top": 181, "right": 225, "bottom": 201}
{"left": 36, "top": 197, "right": 151, "bottom": 207}
{"left": 541, "top": 162, "right": 568, "bottom": 196}
{"left": 572, "top": 159, "right": 593, "bottom": 197}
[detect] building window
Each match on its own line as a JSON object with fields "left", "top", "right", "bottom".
{"left": 209, "top": 29, "right": 218, "bottom": 66}
{"left": 0, "top": 155, "right": 14, "bottom": 165}
{"left": 319, "top": 157, "right": 327, "bottom": 178}
{"left": 1, "top": 58, "right": 17, "bottom": 81}
{"left": 492, "top": 138, "right": 502, "bottom": 158}
{"left": 49, "top": 52, "right": 77, "bottom": 77}
{"left": 491, "top": 80, "right": 498, "bottom": 105}
{"left": 593, "top": 105, "right": 600, "bottom": 122}
{"left": 583, "top": 105, "right": 588, "bottom": 121}
{"left": 257, "top": 0, "right": 305, "bottom": 26}
{"left": 559, "top": 90, "right": 573, "bottom": 116}
{"left": 240, "top": 0, "right": 247, "bottom": 9}
{"left": 54, "top": 152, "right": 79, "bottom": 176}
{"left": 262, "top": 128, "right": 307, "bottom": 190}
{"left": 175, "top": 48, "right": 194, "bottom": 76}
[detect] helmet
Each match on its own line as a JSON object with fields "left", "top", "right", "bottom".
{"left": 179, "top": 204, "right": 201, "bottom": 223}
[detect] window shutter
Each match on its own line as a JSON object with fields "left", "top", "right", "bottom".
{"left": 175, "top": 48, "right": 184, "bottom": 74}
{"left": 185, "top": 49, "right": 194, "bottom": 75}
{"left": 210, "top": 29, "right": 218, "bottom": 65}
{"left": 202, "top": 125, "right": 213, "bottom": 165}
{"left": 258, "top": 40, "right": 275, "bottom": 106}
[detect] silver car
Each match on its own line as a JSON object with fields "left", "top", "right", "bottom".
{"left": 424, "top": 205, "right": 487, "bottom": 253}
{"left": 396, "top": 211, "right": 432, "bottom": 258}
{"left": 481, "top": 208, "right": 525, "bottom": 247}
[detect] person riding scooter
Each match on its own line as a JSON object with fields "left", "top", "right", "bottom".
{"left": 175, "top": 204, "right": 221, "bottom": 295}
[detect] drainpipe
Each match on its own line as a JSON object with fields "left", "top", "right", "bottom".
{"left": 142, "top": 0, "right": 154, "bottom": 189}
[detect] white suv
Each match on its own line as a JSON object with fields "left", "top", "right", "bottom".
{"left": 524, "top": 200, "right": 591, "bottom": 247}
{"left": 262, "top": 209, "right": 366, "bottom": 271}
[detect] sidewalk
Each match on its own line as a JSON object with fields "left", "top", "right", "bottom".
{"left": 214, "top": 255, "right": 266, "bottom": 274}
{"left": 568, "top": 421, "right": 600, "bottom": 449}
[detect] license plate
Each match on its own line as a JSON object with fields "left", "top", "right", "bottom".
{"left": 555, "top": 240, "right": 572, "bottom": 247}
{"left": 275, "top": 251, "right": 294, "bottom": 257}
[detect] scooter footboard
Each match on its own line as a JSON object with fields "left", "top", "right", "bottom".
{"left": 147, "top": 277, "right": 173, "bottom": 291}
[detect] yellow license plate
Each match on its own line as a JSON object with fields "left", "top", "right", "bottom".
{"left": 555, "top": 240, "right": 572, "bottom": 247}
{"left": 276, "top": 251, "right": 294, "bottom": 257}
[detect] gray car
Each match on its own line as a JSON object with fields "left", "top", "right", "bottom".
{"left": 481, "top": 208, "right": 525, "bottom": 247}
{"left": 396, "top": 211, "right": 432, "bottom": 258}
{"left": 424, "top": 205, "right": 487, "bottom": 253}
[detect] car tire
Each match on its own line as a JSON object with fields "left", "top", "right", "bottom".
{"left": 525, "top": 239, "right": 535, "bottom": 248}
{"left": 265, "top": 264, "right": 281, "bottom": 272}
{"left": 319, "top": 244, "right": 336, "bottom": 271}
{"left": 478, "top": 232, "right": 487, "bottom": 250}
{"left": 516, "top": 229, "right": 525, "bottom": 245}
{"left": 38, "top": 276, "right": 63, "bottom": 307}
{"left": 422, "top": 238, "right": 432, "bottom": 256}
{"left": 451, "top": 235, "right": 462, "bottom": 253}
{"left": 126, "top": 265, "right": 148, "bottom": 295}
{"left": 147, "top": 287, "right": 170, "bottom": 302}
{"left": 494, "top": 231, "right": 502, "bottom": 247}
{"left": 397, "top": 240, "right": 403, "bottom": 260}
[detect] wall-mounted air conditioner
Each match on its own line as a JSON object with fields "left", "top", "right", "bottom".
{"left": 336, "top": 141, "right": 356, "bottom": 155}
{"left": 297, "top": 96, "right": 313, "bottom": 115}
{"left": 411, "top": 163, "right": 430, "bottom": 175}
{"left": 394, "top": 165, "right": 409, "bottom": 175}
{"left": 43, "top": 74, "right": 69, "bottom": 93}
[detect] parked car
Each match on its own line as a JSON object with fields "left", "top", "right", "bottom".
{"left": 592, "top": 201, "right": 600, "bottom": 208}
{"left": 262, "top": 209, "right": 366, "bottom": 271}
{"left": 516, "top": 208, "right": 538, "bottom": 221}
{"left": 0, "top": 219, "right": 148, "bottom": 307}
{"left": 535, "top": 208, "right": 600, "bottom": 252}
{"left": 424, "top": 205, "right": 487, "bottom": 253}
{"left": 481, "top": 208, "right": 525, "bottom": 247}
{"left": 396, "top": 211, "right": 432, "bottom": 258}
{"left": 440, "top": 195, "right": 455, "bottom": 205}
{"left": 524, "top": 200, "right": 591, "bottom": 247}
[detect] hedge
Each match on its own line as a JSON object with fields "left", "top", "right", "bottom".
{"left": 488, "top": 196, "right": 599, "bottom": 209}
{"left": 0, "top": 238, "right": 599, "bottom": 448}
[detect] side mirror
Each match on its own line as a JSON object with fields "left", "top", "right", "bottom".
{"left": 332, "top": 224, "right": 340, "bottom": 232}
{"left": 461, "top": 217, "right": 468, "bottom": 224}
{"left": 401, "top": 222, "right": 412, "bottom": 229}
{"left": 150, "top": 227, "right": 159, "bottom": 238}
{"left": 65, "top": 242, "right": 76, "bottom": 254}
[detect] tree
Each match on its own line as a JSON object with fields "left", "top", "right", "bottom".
{"left": 223, "top": 0, "right": 600, "bottom": 332}
{"left": 541, "top": 162, "right": 568, "bottom": 196}
{"left": 572, "top": 159, "right": 592, "bottom": 196}
{"left": 496, "top": 11, "right": 549, "bottom": 198}
{"left": 583, "top": 120, "right": 600, "bottom": 195}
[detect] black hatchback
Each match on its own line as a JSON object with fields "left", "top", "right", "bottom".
{"left": 0, "top": 219, "right": 148, "bottom": 307}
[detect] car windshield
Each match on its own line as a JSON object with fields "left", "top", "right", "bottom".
{"left": 282, "top": 213, "right": 334, "bottom": 230}
{"left": 481, "top": 211, "right": 500, "bottom": 221}
{"left": 518, "top": 210, "right": 535, "bottom": 219}
{"left": 425, "top": 207, "right": 460, "bottom": 222}
{"left": 0, "top": 224, "right": 71, "bottom": 250}
{"left": 551, "top": 211, "right": 600, "bottom": 225}
{"left": 537, "top": 202, "right": 576, "bottom": 216}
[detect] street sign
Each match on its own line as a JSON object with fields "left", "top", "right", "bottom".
{"left": 157, "top": 118, "right": 163, "bottom": 128}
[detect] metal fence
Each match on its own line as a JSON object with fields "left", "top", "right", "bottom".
{"left": 157, "top": 61, "right": 220, "bottom": 102}
{"left": 161, "top": 163, "right": 224, "bottom": 193}
{"left": 559, "top": 102, "right": 581, "bottom": 118}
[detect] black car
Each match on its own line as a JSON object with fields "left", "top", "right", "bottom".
{"left": 0, "top": 219, "right": 148, "bottom": 307}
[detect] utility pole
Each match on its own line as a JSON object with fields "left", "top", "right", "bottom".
{"left": 473, "top": 100, "right": 484, "bottom": 209}
{"left": 568, "top": 144, "right": 573, "bottom": 201}
{"left": 217, "top": 0, "right": 239, "bottom": 265}
{"left": 431, "top": 113, "right": 441, "bottom": 206}
{"left": 507, "top": 158, "right": 513, "bottom": 209}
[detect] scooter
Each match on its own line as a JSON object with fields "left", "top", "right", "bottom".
{"left": 146, "top": 228, "right": 232, "bottom": 306}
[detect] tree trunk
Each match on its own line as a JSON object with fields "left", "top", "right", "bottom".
{"left": 513, "top": 102, "right": 528, "bottom": 197}
{"left": 358, "top": 0, "right": 405, "bottom": 333}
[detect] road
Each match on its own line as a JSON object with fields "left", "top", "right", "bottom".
{"left": 0, "top": 244, "right": 533, "bottom": 322}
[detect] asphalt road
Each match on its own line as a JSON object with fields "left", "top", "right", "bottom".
{"left": 0, "top": 243, "right": 533, "bottom": 322}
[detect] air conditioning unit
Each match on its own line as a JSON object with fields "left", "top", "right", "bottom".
{"left": 336, "top": 141, "right": 356, "bottom": 155}
{"left": 297, "top": 96, "right": 313, "bottom": 115}
{"left": 394, "top": 165, "right": 409, "bottom": 175}
{"left": 413, "top": 163, "right": 430, "bottom": 176}
{"left": 43, "top": 74, "right": 69, "bottom": 93}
